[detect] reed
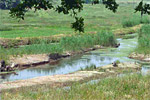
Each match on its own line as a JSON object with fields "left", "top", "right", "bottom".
{"left": 136, "top": 24, "right": 150, "bottom": 54}
{"left": 60, "top": 31, "right": 117, "bottom": 51}
{"left": 122, "top": 15, "right": 150, "bottom": 27}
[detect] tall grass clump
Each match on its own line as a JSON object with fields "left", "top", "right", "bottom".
{"left": 28, "top": 37, "right": 59, "bottom": 45}
{"left": 60, "top": 35, "right": 94, "bottom": 51}
{"left": 94, "top": 31, "right": 116, "bottom": 46}
{"left": 136, "top": 24, "right": 150, "bottom": 54}
{"left": 1, "top": 31, "right": 116, "bottom": 60}
{"left": 3, "top": 43, "right": 63, "bottom": 57}
{"left": 122, "top": 15, "right": 150, "bottom": 27}
{"left": 60, "top": 31, "right": 117, "bottom": 51}
{"left": 0, "top": 46, "right": 9, "bottom": 62}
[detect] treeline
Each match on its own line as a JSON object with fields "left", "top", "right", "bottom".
{"left": 83, "top": 0, "right": 102, "bottom": 4}
{"left": 0, "top": 0, "right": 20, "bottom": 9}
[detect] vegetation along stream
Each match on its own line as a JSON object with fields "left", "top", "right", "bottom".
{"left": 0, "top": 34, "right": 150, "bottom": 83}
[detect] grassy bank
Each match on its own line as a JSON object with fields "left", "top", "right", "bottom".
{"left": 135, "top": 24, "right": 150, "bottom": 54}
{"left": 0, "top": 31, "right": 116, "bottom": 61}
{"left": 2, "top": 74, "right": 150, "bottom": 100}
{"left": 61, "top": 31, "right": 116, "bottom": 51}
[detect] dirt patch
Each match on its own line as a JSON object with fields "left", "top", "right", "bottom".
{"left": 6, "top": 45, "right": 102, "bottom": 68}
{"left": 129, "top": 52, "right": 150, "bottom": 62}
{"left": 114, "top": 24, "right": 142, "bottom": 36}
{"left": 101, "top": 62, "right": 140, "bottom": 69}
{"left": 9, "top": 54, "right": 49, "bottom": 67}
{"left": 0, "top": 34, "right": 70, "bottom": 48}
{"left": 0, "top": 62, "right": 141, "bottom": 90}
{"left": 0, "top": 71, "right": 103, "bottom": 90}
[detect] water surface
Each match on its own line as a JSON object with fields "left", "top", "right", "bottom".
{"left": 1, "top": 37, "right": 148, "bottom": 83}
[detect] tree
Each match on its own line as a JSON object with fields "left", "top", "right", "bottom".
{"left": 135, "top": 0, "right": 150, "bottom": 20}
{"left": 9, "top": 0, "right": 150, "bottom": 32}
{"left": 0, "top": 0, "right": 21, "bottom": 9}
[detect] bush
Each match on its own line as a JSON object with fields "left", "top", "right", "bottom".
{"left": 0, "top": 47, "right": 9, "bottom": 62}
{"left": 136, "top": 24, "right": 150, "bottom": 54}
{"left": 122, "top": 15, "right": 150, "bottom": 27}
{"left": 60, "top": 31, "right": 116, "bottom": 51}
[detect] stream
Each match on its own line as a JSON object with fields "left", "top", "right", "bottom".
{"left": 0, "top": 36, "right": 150, "bottom": 83}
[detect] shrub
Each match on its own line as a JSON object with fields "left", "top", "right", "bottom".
{"left": 136, "top": 24, "right": 150, "bottom": 54}
{"left": 60, "top": 31, "right": 117, "bottom": 51}
{"left": 122, "top": 15, "right": 150, "bottom": 27}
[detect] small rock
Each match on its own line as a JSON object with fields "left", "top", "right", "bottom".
{"left": 0, "top": 60, "right": 6, "bottom": 72}
{"left": 144, "top": 58, "right": 150, "bottom": 62}
{"left": 6, "top": 66, "right": 11, "bottom": 71}
{"left": 49, "top": 53, "right": 62, "bottom": 60}
{"left": 11, "top": 63, "right": 16, "bottom": 68}
{"left": 112, "top": 62, "right": 118, "bottom": 67}
{"left": 0, "top": 67, "right": 5, "bottom": 72}
{"left": 0, "top": 60, "right": 6, "bottom": 68}
{"left": 115, "top": 43, "right": 120, "bottom": 48}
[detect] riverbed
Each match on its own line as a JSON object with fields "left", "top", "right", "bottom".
{"left": 0, "top": 36, "right": 150, "bottom": 83}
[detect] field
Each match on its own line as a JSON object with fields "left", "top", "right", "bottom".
{"left": 0, "top": 4, "right": 149, "bottom": 60}
{"left": 2, "top": 74, "right": 150, "bottom": 100}
{"left": 0, "top": 4, "right": 149, "bottom": 38}
{"left": 1, "top": 2, "right": 150, "bottom": 100}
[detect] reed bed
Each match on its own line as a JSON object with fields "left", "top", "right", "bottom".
{"left": 60, "top": 31, "right": 116, "bottom": 51}
{"left": 136, "top": 24, "right": 150, "bottom": 54}
{"left": 122, "top": 15, "right": 150, "bottom": 27}
{"left": 0, "top": 31, "right": 116, "bottom": 61}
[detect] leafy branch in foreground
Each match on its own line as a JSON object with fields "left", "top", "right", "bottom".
{"left": 102, "top": 0, "right": 119, "bottom": 13}
{"left": 135, "top": 0, "right": 150, "bottom": 19}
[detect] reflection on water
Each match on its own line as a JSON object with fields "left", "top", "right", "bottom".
{"left": 0, "top": 55, "right": 124, "bottom": 83}
{"left": 141, "top": 66, "right": 150, "bottom": 75}
{"left": 0, "top": 37, "right": 146, "bottom": 83}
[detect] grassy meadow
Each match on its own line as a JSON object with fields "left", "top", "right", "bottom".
{"left": 0, "top": 4, "right": 149, "bottom": 60}
{"left": 2, "top": 74, "right": 150, "bottom": 100}
{"left": 0, "top": 4, "right": 149, "bottom": 38}
{"left": 1, "top": 2, "right": 150, "bottom": 100}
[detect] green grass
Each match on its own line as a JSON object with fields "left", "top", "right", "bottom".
{"left": 80, "top": 64, "right": 96, "bottom": 71}
{"left": 2, "top": 74, "right": 150, "bottom": 100}
{"left": 0, "top": 43, "right": 62, "bottom": 57}
{"left": 0, "top": 31, "right": 116, "bottom": 59}
{"left": 135, "top": 24, "right": 150, "bottom": 54}
{"left": 0, "top": 47, "right": 9, "bottom": 63}
{"left": 122, "top": 15, "right": 150, "bottom": 27}
{"left": 61, "top": 31, "right": 116, "bottom": 51}
{"left": 0, "top": 4, "right": 149, "bottom": 38}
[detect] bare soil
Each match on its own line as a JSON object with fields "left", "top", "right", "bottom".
{"left": 0, "top": 62, "right": 141, "bottom": 90}
{"left": 129, "top": 52, "right": 150, "bottom": 62}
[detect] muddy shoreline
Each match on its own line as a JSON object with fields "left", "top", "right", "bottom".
{"left": 129, "top": 52, "right": 150, "bottom": 63}
{"left": 0, "top": 62, "right": 141, "bottom": 90}
{"left": 1, "top": 45, "right": 104, "bottom": 75}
